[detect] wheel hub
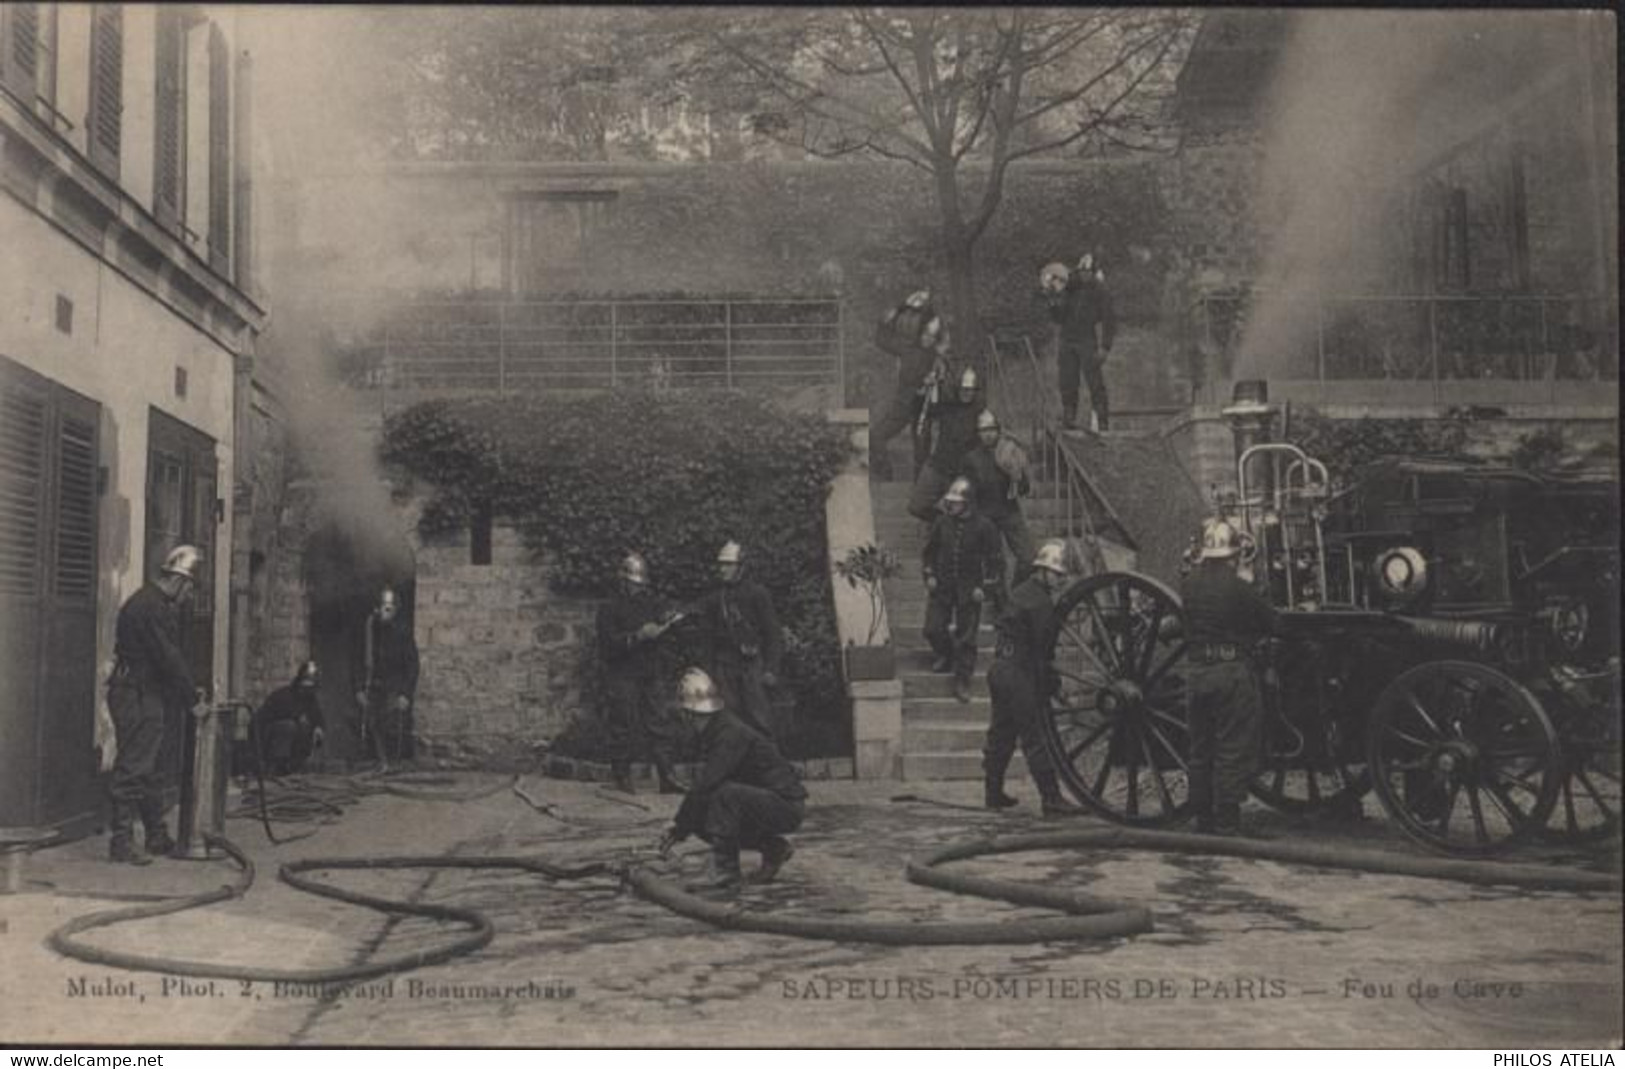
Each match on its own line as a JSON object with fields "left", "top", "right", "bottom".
{"left": 1433, "top": 739, "right": 1478, "bottom": 781}
{"left": 1099, "top": 680, "right": 1144, "bottom": 717}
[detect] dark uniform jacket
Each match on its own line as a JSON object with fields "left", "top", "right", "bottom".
{"left": 877, "top": 303, "right": 940, "bottom": 386}
{"left": 930, "top": 401, "right": 983, "bottom": 472}
{"left": 674, "top": 711, "right": 807, "bottom": 836}
{"left": 699, "top": 580, "right": 782, "bottom": 671}
{"left": 1047, "top": 274, "right": 1118, "bottom": 352}
{"left": 922, "top": 509, "right": 1004, "bottom": 597}
{"left": 359, "top": 617, "right": 420, "bottom": 696}
{"left": 1180, "top": 562, "right": 1278, "bottom": 647}
{"left": 994, "top": 575, "right": 1061, "bottom": 685}
{"left": 112, "top": 584, "right": 194, "bottom": 705}
{"left": 597, "top": 591, "right": 672, "bottom": 679}
{"left": 256, "top": 683, "right": 325, "bottom": 732}
{"left": 959, "top": 445, "right": 1029, "bottom": 518}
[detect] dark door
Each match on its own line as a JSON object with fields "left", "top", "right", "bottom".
{"left": 145, "top": 408, "right": 217, "bottom": 795}
{"left": 0, "top": 355, "right": 102, "bottom": 829}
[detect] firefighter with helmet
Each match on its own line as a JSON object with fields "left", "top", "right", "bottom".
{"left": 1180, "top": 518, "right": 1277, "bottom": 836}
{"left": 922, "top": 476, "right": 1005, "bottom": 703}
{"left": 870, "top": 289, "right": 952, "bottom": 480}
{"left": 596, "top": 551, "right": 685, "bottom": 794}
{"left": 657, "top": 667, "right": 806, "bottom": 892}
{"left": 105, "top": 544, "right": 205, "bottom": 864}
{"left": 353, "top": 586, "right": 419, "bottom": 770}
{"left": 983, "top": 539, "right": 1086, "bottom": 816}
{"left": 957, "top": 408, "right": 1036, "bottom": 581}
{"left": 251, "top": 660, "right": 326, "bottom": 777}
{"left": 908, "top": 365, "right": 987, "bottom": 522}
{"left": 692, "top": 541, "right": 785, "bottom": 744}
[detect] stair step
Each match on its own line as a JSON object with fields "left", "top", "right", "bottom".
{"left": 901, "top": 673, "right": 990, "bottom": 699}
{"left": 901, "top": 752, "right": 1028, "bottom": 781}
{"left": 903, "top": 696, "right": 992, "bottom": 717}
{"left": 904, "top": 722, "right": 991, "bottom": 751}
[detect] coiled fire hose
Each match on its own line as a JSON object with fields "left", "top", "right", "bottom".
{"left": 47, "top": 815, "right": 1618, "bottom": 984}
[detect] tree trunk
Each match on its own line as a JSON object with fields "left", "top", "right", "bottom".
{"left": 932, "top": 160, "right": 983, "bottom": 372}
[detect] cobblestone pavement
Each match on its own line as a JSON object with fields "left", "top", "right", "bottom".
{"left": 2, "top": 775, "right": 1619, "bottom": 1048}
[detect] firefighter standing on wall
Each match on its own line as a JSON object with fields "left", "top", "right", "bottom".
{"left": 907, "top": 366, "right": 985, "bottom": 522}
{"left": 657, "top": 668, "right": 806, "bottom": 892}
{"left": 251, "top": 660, "right": 326, "bottom": 777}
{"left": 922, "top": 477, "right": 1005, "bottom": 704}
{"left": 1042, "top": 254, "right": 1117, "bottom": 431}
{"left": 1180, "top": 519, "right": 1277, "bottom": 836}
{"left": 694, "top": 541, "right": 785, "bottom": 746}
{"left": 984, "top": 540, "right": 1085, "bottom": 816}
{"left": 105, "top": 545, "right": 204, "bottom": 865}
{"left": 354, "top": 587, "right": 420, "bottom": 770}
{"left": 869, "top": 290, "right": 951, "bottom": 480}
{"left": 597, "top": 552, "right": 685, "bottom": 794}
{"left": 957, "top": 409, "right": 1036, "bottom": 581}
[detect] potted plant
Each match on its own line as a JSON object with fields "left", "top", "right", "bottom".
{"left": 833, "top": 543, "right": 901, "bottom": 681}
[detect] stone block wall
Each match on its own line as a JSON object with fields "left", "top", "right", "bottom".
{"left": 413, "top": 524, "right": 596, "bottom": 768}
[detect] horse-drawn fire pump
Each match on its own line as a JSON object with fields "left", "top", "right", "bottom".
{"left": 1041, "top": 383, "right": 1621, "bottom": 856}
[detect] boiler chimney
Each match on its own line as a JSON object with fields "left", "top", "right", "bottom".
{"left": 1221, "top": 379, "right": 1279, "bottom": 510}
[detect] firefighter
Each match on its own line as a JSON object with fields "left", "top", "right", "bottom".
{"left": 907, "top": 366, "right": 985, "bottom": 522}
{"left": 105, "top": 544, "right": 204, "bottom": 864}
{"left": 984, "top": 540, "right": 1085, "bottom": 816}
{"left": 958, "top": 409, "right": 1036, "bottom": 581}
{"left": 251, "top": 661, "right": 326, "bottom": 777}
{"left": 694, "top": 541, "right": 784, "bottom": 744}
{"left": 596, "top": 552, "right": 684, "bottom": 794}
{"left": 1180, "top": 519, "right": 1277, "bottom": 836}
{"left": 1043, "top": 253, "right": 1117, "bottom": 431}
{"left": 353, "top": 587, "right": 419, "bottom": 769}
{"left": 657, "top": 668, "right": 806, "bottom": 892}
{"left": 922, "top": 477, "right": 1005, "bottom": 703}
{"left": 869, "top": 290, "right": 951, "bottom": 480}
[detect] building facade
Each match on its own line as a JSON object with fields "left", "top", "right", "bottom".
{"left": 0, "top": 3, "right": 264, "bottom": 833}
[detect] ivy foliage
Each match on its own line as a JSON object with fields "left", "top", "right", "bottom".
{"left": 381, "top": 389, "right": 855, "bottom": 750}
{"left": 1288, "top": 408, "right": 1471, "bottom": 486}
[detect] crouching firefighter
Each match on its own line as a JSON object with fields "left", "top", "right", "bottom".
{"left": 984, "top": 540, "right": 1085, "bottom": 816}
{"left": 658, "top": 668, "right": 806, "bottom": 892}
{"left": 1181, "top": 519, "right": 1277, "bottom": 836}
{"left": 597, "top": 552, "right": 685, "bottom": 794}
{"left": 105, "top": 545, "right": 205, "bottom": 864}
{"left": 251, "top": 660, "right": 326, "bottom": 777}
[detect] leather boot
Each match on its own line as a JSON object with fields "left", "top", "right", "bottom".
{"left": 108, "top": 803, "right": 152, "bottom": 866}
{"left": 749, "top": 836, "right": 795, "bottom": 884}
{"left": 608, "top": 764, "right": 635, "bottom": 794}
{"left": 655, "top": 760, "right": 688, "bottom": 795}
{"left": 139, "top": 798, "right": 175, "bottom": 857}
{"left": 691, "top": 843, "right": 743, "bottom": 892}
{"left": 983, "top": 752, "right": 1019, "bottom": 810}
{"left": 1034, "top": 769, "right": 1086, "bottom": 818}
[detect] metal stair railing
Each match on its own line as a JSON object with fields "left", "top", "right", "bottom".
{"left": 985, "top": 332, "right": 1137, "bottom": 573}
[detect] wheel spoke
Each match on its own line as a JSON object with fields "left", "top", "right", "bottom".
{"left": 1065, "top": 720, "right": 1113, "bottom": 761}
{"left": 1271, "top": 766, "right": 1286, "bottom": 797}
{"left": 1125, "top": 724, "right": 1141, "bottom": 817}
{"left": 1403, "top": 693, "right": 1446, "bottom": 739}
{"left": 1383, "top": 726, "right": 1435, "bottom": 752}
{"left": 1574, "top": 768, "right": 1618, "bottom": 818}
{"left": 1136, "top": 605, "right": 1165, "bottom": 679}
{"left": 1306, "top": 770, "right": 1322, "bottom": 805}
{"left": 1079, "top": 598, "right": 1126, "bottom": 674}
{"left": 1055, "top": 666, "right": 1112, "bottom": 689}
{"left": 1561, "top": 779, "right": 1581, "bottom": 834}
{"left": 1139, "top": 728, "right": 1176, "bottom": 812}
{"left": 1091, "top": 728, "right": 1116, "bottom": 797}
{"left": 1060, "top": 623, "right": 1117, "bottom": 680}
{"left": 1481, "top": 780, "right": 1528, "bottom": 827}
{"left": 1145, "top": 643, "right": 1188, "bottom": 690}
{"left": 1146, "top": 705, "right": 1190, "bottom": 733}
{"left": 1144, "top": 718, "right": 1189, "bottom": 773}
{"left": 1466, "top": 787, "right": 1490, "bottom": 844}
{"left": 1435, "top": 780, "right": 1461, "bottom": 830}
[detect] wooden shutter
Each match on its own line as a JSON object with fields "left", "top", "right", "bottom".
{"left": 53, "top": 414, "right": 97, "bottom": 601}
{"left": 207, "top": 24, "right": 230, "bottom": 273}
{"left": 0, "top": 381, "right": 47, "bottom": 598}
{"left": 87, "top": 4, "right": 122, "bottom": 176}
{"left": 153, "top": 8, "right": 185, "bottom": 229}
{"left": 1, "top": 3, "right": 40, "bottom": 103}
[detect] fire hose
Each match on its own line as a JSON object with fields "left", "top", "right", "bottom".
{"left": 46, "top": 816, "right": 1618, "bottom": 985}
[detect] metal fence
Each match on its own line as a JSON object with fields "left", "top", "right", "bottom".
{"left": 335, "top": 298, "right": 845, "bottom": 395}
{"left": 1198, "top": 293, "right": 1616, "bottom": 384}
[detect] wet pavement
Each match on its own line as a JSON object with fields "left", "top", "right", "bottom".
{"left": 1, "top": 774, "right": 1619, "bottom": 1047}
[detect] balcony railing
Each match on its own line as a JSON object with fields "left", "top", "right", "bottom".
{"left": 333, "top": 297, "right": 845, "bottom": 397}
{"left": 1198, "top": 292, "right": 1616, "bottom": 390}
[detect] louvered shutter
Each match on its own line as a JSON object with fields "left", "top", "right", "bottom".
{"left": 207, "top": 24, "right": 230, "bottom": 272}
{"left": 153, "top": 8, "right": 184, "bottom": 229}
{"left": 53, "top": 416, "right": 97, "bottom": 601}
{"left": 1, "top": 3, "right": 40, "bottom": 103}
{"left": 0, "top": 382, "right": 47, "bottom": 598}
{"left": 87, "top": 4, "right": 122, "bottom": 176}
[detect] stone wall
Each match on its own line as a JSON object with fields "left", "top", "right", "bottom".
{"left": 413, "top": 524, "right": 596, "bottom": 767}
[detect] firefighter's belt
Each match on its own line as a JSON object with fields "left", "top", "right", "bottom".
{"left": 1190, "top": 643, "right": 1241, "bottom": 664}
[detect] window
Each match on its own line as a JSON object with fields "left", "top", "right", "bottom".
{"left": 35, "top": 3, "right": 55, "bottom": 113}
{"left": 86, "top": 4, "right": 122, "bottom": 177}
{"left": 153, "top": 7, "right": 187, "bottom": 230}
{"left": 0, "top": 3, "right": 39, "bottom": 105}
{"left": 500, "top": 190, "right": 617, "bottom": 295}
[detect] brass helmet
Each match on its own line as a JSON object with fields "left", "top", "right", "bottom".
{"left": 1039, "top": 261, "right": 1070, "bottom": 293}
{"left": 1198, "top": 519, "right": 1243, "bottom": 560}
{"left": 716, "top": 540, "right": 743, "bottom": 565}
{"left": 1032, "top": 539, "right": 1070, "bottom": 576}
{"left": 620, "top": 552, "right": 650, "bottom": 586}
{"left": 161, "top": 544, "right": 205, "bottom": 580}
{"left": 677, "top": 667, "right": 724, "bottom": 714}
{"left": 958, "top": 366, "right": 979, "bottom": 394}
{"left": 976, "top": 409, "right": 1000, "bottom": 434}
{"left": 943, "top": 476, "right": 972, "bottom": 505}
{"left": 904, "top": 289, "right": 933, "bottom": 310}
{"left": 294, "top": 660, "right": 321, "bottom": 688}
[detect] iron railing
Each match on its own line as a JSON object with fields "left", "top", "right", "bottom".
{"left": 1198, "top": 292, "right": 1616, "bottom": 385}
{"left": 333, "top": 297, "right": 845, "bottom": 396}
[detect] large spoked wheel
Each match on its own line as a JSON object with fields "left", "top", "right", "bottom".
{"left": 1368, "top": 660, "right": 1561, "bottom": 856}
{"left": 1043, "top": 572, "right": 1192, "bottom": 825}
{"left": 1249, "top": 642, "right": 1371, "bottom": 816}
{"left": 1540, "top": 671, "right": 1622, "bottom": 844}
